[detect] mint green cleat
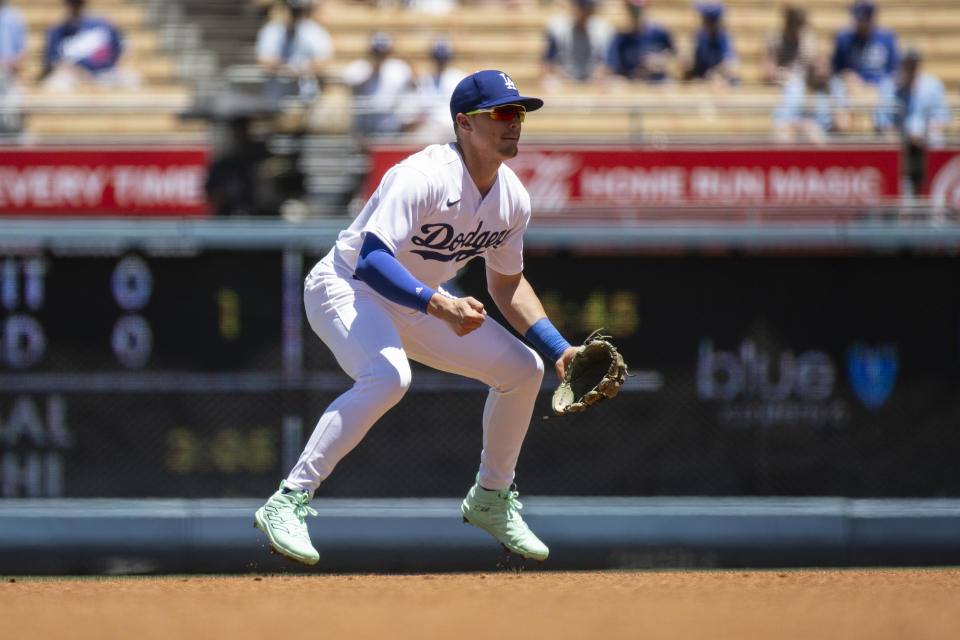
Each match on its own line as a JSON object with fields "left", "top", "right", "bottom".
{"left": 461, "top": 480, "right": 549, "bottom": 562}
{"left": 254, "top": 481, "right": 320, "bottom": 566}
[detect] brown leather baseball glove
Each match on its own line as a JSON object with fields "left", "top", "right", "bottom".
{"left": 551, "top": 330, "right": 628, "bottom": 416}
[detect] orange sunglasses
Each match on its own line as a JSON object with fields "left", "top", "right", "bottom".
{"left": 466, "top": 104, "right": 526, "bottom": 123}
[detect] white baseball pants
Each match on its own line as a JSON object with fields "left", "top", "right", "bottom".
{"left": 285, "top": 264, "right": 544, "bottom": 496}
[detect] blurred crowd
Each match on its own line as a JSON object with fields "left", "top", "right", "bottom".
{"left": 540, "top": 0, "right": 949, "bottom": 151}
{"left": 252, "top": 0, "right": 467, "bottom": 141}
{"left": 0, "top": 0, "right": 140, "bottom": 131}
{"left": 0, "top": 0, "right": 952, "bottom": 211}
{"left": 244, "top": 0, "right": 953, "bottom": 149}
{"left": 204, "top": 0, "right": 953, "bottom": 214}
{"left": 0, "top": 0, "right": 951, "bottom": 149}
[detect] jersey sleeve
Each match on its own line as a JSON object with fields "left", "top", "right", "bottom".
{"left": 484, "top": 225, "right": 526, "bottom": 275}
{"left": 484, "top": 191, "right": 530, "bottom": 276}
{"left": 360, "top": 165, "right": 435, "bottom": 254}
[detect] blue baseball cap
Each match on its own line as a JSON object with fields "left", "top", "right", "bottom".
{"left": 431, "top": 38, "right": 453, "bottom": 62}
{"left": 369, "top": 31, "right": 392, "bottom": 55}
{"left": 698, "top": 3, "right": 725, "bottom": 20}
{"left": 449, "top": 70, "right": 544, "bottom": 123}
{"left": 851, "top": 1, "right": 875, "bottom": 20}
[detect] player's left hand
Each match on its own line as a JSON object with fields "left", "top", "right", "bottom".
{"left": 554, "top": 345, "right": 579, "bottom": 381}
{"left": 551, "top": 331, "right": 629, "bottom": 416}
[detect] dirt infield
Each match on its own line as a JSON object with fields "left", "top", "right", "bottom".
{"left": 4, "top": 569, "right": 959, "bottom": 639}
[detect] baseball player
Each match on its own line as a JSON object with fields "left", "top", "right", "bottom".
{"left": 254, "top": 70, "right": 578, "bottom": 565}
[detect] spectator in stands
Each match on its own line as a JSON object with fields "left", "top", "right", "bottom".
{"left": 761, "top": 6, "right": 816, "bottom": 86}
{"left": 256, "top": 0, "right": 334, "bottom": 103}
{"left": 342, "top": 31, "right": 415, "bottom": 137}
{"left": 831, "top": 1, "right": 900, "bottom": 134}
{"left": 411, "top": 38, "right": 466, "bottom": 142}
{"left": 607, "top": 0, "right": 675, "bottom": 83}
{"left": 406, "top": 0, "right": 456, "bottom": 15}
{"left": 542, "top": 0, "right": 614, "bottom": 89}
{"left": 831, "top": 1, "right": 898, "bottom": 90}
{"left": 773, "top": 55, "right": 852, "bottom": 145}
{"left": 40, "top": 0, "right": 140, "bottom": 91}
{"left": 876, "top": 49, "right": 951, "bottom": 199}
{"left": 0, "top": 0, "right": 27, "bottom": 132}
{"left": 683, "top": 3, "right": 739, "bottom": 87}
{"left": 0, "top": 0, "right": 26, "bottom": 81}
{"left": 205, "top": 116, "right": 275, "bottom": 217}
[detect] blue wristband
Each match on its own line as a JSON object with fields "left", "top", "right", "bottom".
{"left": 525, "top": 318, "right": 571, "bottom": 363}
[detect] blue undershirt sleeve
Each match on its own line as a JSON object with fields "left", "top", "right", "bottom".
{"left": 354, "top": 233, "right": 436, "bottom": 313}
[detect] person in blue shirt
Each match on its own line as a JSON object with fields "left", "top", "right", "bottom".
{"left": 41, "top": 0, "right": 137, "bottom": 90}
{"left": 683, "top": 3, "right": 739, "bottom": 86}
{"left": 831, "top": 1, "right": 898, "bottom": 87}
{"left": 831, "top": 1, "right": 899, "bottom": 134}
{"left": 607, "top": 0, "right": 675, "bottom": 83}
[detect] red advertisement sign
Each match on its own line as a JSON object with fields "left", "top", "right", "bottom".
{"left": 366, "top": 145, "right": 901, "bottom": 212}
{"left": 925, "top": 148, "right": 960, "bottom": 211}
{"left": 0, "top": 147, "right": 211, "bottom": 216}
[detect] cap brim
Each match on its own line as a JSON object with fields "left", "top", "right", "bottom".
{"left": 475, "top": 95, "right": 544, "bottom": 113}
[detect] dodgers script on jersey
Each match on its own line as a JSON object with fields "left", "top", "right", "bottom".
{"left": 317, "top": 143, "right": 531, "bottom": 291}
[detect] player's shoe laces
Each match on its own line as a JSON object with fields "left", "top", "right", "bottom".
{"left": 254, "top": 481, "right": 320, "bottom": 566}
{"left": 461, "top": 479, "right": 549, "bottom": 562}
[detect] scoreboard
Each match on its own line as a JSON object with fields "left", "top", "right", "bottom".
{"left": 0, "top": 219, "right": 346, "bottom": 498}
{"left": 2, "top": 219, "right": 959, "bottom": 500}
{"left": 1, "top": 252, "right": 283, "bottom": 373}
{"left": 0, "top": 249, "right": 299, "bottom": 497}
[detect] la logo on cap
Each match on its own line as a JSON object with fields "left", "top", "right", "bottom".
{"left": 499, "top": 73, "right": 516, "bottom": 91}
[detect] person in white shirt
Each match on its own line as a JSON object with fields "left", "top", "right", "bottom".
{"left": 877, "top": 48, "right": 952, "bottom": 199}
{"left": 342, "top": 31, "right": 415, "bottom": 136}
{"left": 411, "top": 38, "right": 467, "bottom": 142}
{"left": 0, "top": 0, "right": 27, "bottom": 131}
{"left": 256, "top": 0, "right": 333, "bottom": 102}
{"left": 254, "top": 70, "right": 579, "bottom": 566}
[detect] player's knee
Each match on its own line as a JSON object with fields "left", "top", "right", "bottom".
{"left": 381, "top": 371, "right": 411, "bottom": 406}
{"left": 379, "top": 359, "right": 413, "bottom": 404}
{"left": 500, "top": 343, "right": 544, "bottom": 391}
{"left": 358, "top": 348, "right": 412, "bottom": 405}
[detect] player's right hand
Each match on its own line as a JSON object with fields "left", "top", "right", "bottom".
{"left": 427, "top": 295, "right": 486, "bottom": 337}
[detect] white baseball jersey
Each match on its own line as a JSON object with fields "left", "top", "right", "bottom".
{"left": 316, "top": 143, "right": 531, "bottom": 291}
